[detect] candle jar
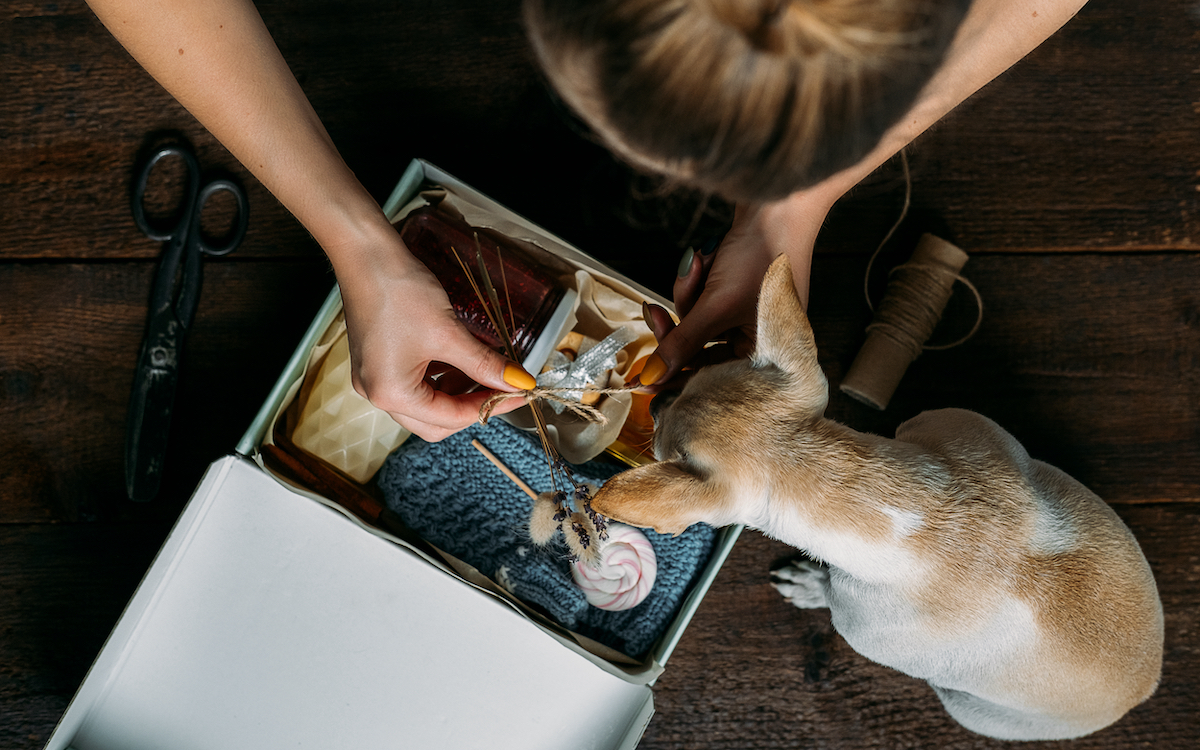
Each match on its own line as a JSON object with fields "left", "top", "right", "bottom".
{"left": 397, "top": 205, "right": 566, "bottom": 363}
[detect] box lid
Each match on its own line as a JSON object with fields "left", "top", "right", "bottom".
{"left": 47, "top": 457, "right": 654, "bottom": 750}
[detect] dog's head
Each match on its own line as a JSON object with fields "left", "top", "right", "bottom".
{"left": 592, "top": 254, "right": 828, "bottom": 534}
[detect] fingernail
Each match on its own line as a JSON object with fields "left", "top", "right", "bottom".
{"left": 638, "top": 353, "right": 668, "bottom": 386}
{"left": 641, "top": 301, "right": 655, "bottom": 335}
{"left": 676, "top": 247, "right": 695, "bottom": 278}
{"left": 699, "top": 235, "right": 721, "bottom": 256}
{"left": 503, "top": 363, "right": 537, "bottom": 390}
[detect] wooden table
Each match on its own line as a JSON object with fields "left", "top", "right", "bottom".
{"left": 3, "top": 1, "right": 1197, "bottom": 747}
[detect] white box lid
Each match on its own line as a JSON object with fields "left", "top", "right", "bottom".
{"left": 47, "top": 456, "right": 653, "bottom": 750}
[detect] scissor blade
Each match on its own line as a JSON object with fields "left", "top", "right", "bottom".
{"left": 124, "top": 327, "right": 183, "bottom": 502}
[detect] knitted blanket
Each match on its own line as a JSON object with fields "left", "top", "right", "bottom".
{"left": 376, "top": 421, "right": 716, "bottom": 658}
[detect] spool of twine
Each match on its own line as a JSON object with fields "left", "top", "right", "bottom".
{"left": 839, "top": 234, "right": 976, "bottom": 410}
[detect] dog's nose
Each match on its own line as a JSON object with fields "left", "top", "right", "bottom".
{"left": 649, "top": 390, "right": 680, "bottom": 424}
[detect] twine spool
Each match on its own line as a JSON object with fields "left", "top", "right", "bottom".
{"left": 839, "top": 234, "right": 976, "bottom": 410}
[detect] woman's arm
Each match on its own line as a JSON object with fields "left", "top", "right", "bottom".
{"left": 86, "top": 0, "right": 536, "bottom": 440}
{"left": 642, "top": 0, "right": 1091, "bottom": 386}
{"left": 88, "top": 0, "right": 368, "bottom": 251}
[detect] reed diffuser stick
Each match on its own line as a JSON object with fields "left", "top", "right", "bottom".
{"left": 471, "top": 438, "right": 538, "bottom": 500}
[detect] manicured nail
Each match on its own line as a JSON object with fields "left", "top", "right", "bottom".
{"left": 503, "top": 363, "right": 537, "bottom": 390}
{"left": 642, "top": 301, "right": 662, "bottom": 341}
{"left": 676, "top": 247, "right": 695, "bottom": 278}
{"left": 638, "top": 353, "right": 668, "bottom": 386}
{"left": 699, "top": 235, "right": 721, "bottom": 256}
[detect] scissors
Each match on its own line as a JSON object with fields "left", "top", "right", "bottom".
{"left": 125, "top": 143, "right": 248, "bottom": 502}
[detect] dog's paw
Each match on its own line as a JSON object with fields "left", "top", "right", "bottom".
{"left": 771, "top": 559, "right": 830, "bottom": 609}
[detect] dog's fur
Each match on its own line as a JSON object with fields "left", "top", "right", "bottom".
{"left": 592, "top": 255, "right": 1163, "bottom": 740}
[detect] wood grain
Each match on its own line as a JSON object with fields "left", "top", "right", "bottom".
{"left": 0, "top": 261, "right": 334, "bottom": 523}
{"left": 3, "top": 1, "right": 1198, "bottom": 265}
{"left": 2, "top": 0, "right": 1199, "bottom": 747}
{"left": 811, "top": 253, "right": 1200, "bottom": 505}
{"left": 0, "top": 523, "right": 168, "bottom": 749}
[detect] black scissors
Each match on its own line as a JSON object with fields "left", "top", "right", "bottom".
{"left": 125, "top": 143, "right": 248, "bottom": 502}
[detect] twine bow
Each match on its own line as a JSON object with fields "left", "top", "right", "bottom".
{"left": 479, "top": 326, "right": 641, "bottom": 425}
{"left": 478, "top": 384, "right": 640, "bottom": 426}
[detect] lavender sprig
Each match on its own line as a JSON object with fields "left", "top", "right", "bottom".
{"left": 583, "top": 498, "right": 609, "bottom": 542}
{"left": 527, "top": 461, "right": 611, "bottom": 566}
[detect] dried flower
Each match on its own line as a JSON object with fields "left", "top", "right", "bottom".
{"left": 566, "top": 512, "right": 602, "bottom": 567}
{"left": 529, "top": 492, "right": 560, "bottom": 546}
{"left": 583, "top": 496, "right": 609, "bottom": 542}
{"left": 551, "top": 489, "right": 569, "bottom": 523}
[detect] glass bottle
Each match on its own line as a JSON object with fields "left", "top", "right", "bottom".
{"left": 397, "top": 205, "right": 566, "bottom": 363}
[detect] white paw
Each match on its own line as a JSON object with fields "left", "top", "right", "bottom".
{"left": 771, "top": 559, "right": 830, "bottom": 609}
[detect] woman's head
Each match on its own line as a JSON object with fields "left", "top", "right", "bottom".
{"left": 524, "top": 0, "right": 971, "bottom": 203}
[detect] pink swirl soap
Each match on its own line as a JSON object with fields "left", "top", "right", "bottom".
{"left": 571, "top": 523, "right": 657, "bottom": 611}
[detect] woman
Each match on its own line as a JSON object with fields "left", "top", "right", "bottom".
{"left": 84, "top": 0, "right": 1089, "bottom": 441}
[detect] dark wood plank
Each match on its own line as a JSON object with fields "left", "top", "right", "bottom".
{"left": 0, "top": 523, "right": 167, "bottom": 749}
{"left": 3, "top": 0, "right": 1197, "bottom": 265}
{"left": 2, "top": 2, "right": 319, "bottom": 261}
{"left": 810, "top": 252, "right": 1200, "bottom": 505}
{"left": 3, "top": 250, "right": 1197, "bottom": 523}
{"left": 822, "top": 0, "right": 1200, "bottom": 254}
{"left": 0, "top": 260, "right": 333, "bottom": 523}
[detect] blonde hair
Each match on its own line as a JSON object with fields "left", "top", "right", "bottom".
{"left": 524, "top": 0, "right": 971, "bottom": 202}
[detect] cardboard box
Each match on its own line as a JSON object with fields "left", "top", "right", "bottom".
{"left": 45, "top": 161, "right": 742, "bottom": 750}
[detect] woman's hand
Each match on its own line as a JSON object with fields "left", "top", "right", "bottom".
{"left": 335, "top": 228, "right": 536, "bottom": 442}
{"left": 638, "top": 191, "right": 833, "bottom": 387}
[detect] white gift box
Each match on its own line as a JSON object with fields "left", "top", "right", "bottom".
{"left": 45, "top": 160, "right": 742, "bottom": 750}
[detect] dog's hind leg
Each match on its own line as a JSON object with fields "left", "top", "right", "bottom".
{"left": 771, "top": 559, "right": 830, "bottom": 609}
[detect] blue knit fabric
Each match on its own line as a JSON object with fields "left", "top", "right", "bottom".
{"left": 376, "top": 421, "right": 717, "bottom": 658}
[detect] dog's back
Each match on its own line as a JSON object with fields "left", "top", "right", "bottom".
{"left": 832, "top": 407, "right": 1163, "bottom": 740}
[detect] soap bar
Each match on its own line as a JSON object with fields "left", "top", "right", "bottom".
{"left": 398, "top": 205, "right": 565, "bottom": 361}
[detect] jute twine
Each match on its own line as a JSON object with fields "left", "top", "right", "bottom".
{"left": 863, "top": 149, "right": 983, "bottom": 357}
{"left": 479, "top": 385, "right": 641, "bottom": 426}
{"left": 866, "top": 263, "right": 983, "bottom": 360}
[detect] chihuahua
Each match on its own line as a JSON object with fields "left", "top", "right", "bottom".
{"left": 592, "top": 255, "right": 1163, "bottom": 740}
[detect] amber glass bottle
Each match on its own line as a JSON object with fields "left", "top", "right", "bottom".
{"left": 397, "top": 205, "right": 565, "bottom": 362}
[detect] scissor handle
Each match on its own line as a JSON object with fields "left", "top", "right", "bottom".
{"left": 132, "top": 145, "right": 201, "bottom": 243}
{"left": 193, "top": 178, "right": 249, "bottom": 257}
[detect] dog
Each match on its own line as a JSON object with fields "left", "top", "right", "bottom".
{"left": 592, "top": 255, "right": 1163, "bottom": 741}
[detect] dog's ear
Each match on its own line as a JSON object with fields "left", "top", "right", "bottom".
{"left": 752, "top": 254, "right": 828, "bottom": 411}
{"left": 590, "top": 462, "right": 728, "bottom": 536}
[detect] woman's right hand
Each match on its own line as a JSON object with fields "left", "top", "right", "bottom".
{"left": 335, "top": 227, "right": 537, "bottom": 442}
{"left": 81, "top": 0, "right": 539, "bottom": 442}
{"left": 637, "top": 191, "right": 832, "bottom": 388}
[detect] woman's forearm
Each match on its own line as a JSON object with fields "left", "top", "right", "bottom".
{"left": 783, "top": 0, "right": 1091, "bottom": 218}
{"left": 85, "top": 0, "right": 398, "bottom": 272}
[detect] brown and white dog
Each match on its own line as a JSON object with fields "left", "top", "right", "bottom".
{"left": 592, "top": 255, "right": 1163, "bottom": 741}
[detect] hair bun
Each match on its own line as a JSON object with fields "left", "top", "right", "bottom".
{"left": 525, "top": 0, "right": 971, "bottom": 202}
